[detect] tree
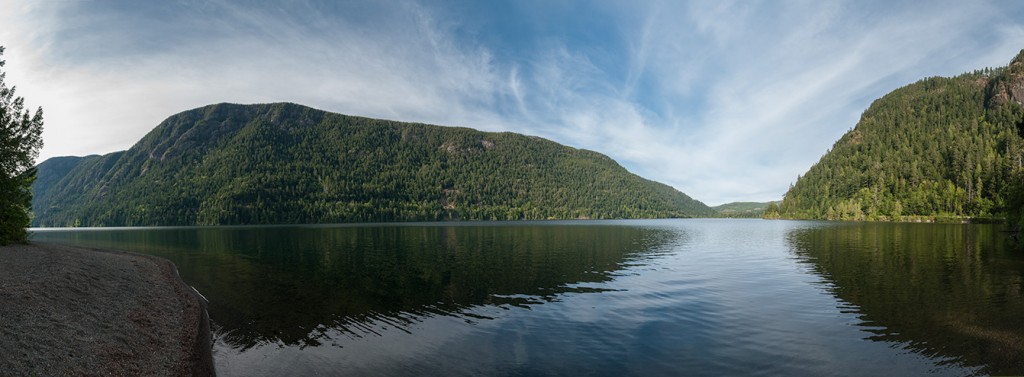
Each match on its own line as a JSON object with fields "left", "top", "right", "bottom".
{"left": 773, "top": 50, "right": 1024, "bottom": 222}
{"left": 0, "top": 46, "right": 44, "bottom": 245}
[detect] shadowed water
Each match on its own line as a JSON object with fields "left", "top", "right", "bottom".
{"left": 30, "top": 219, "right": 1024, "bottom": 376}
{"left": 787, "top": 222, "right": 1024, "bottom": 376}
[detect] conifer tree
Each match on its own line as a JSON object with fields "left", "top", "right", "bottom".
{"left": 0, "top": 46, "right": 44, "bottom": 244}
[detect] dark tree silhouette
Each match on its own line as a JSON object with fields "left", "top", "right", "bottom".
{"left": 0, "top": 46, "right": 44, "bottom": 244}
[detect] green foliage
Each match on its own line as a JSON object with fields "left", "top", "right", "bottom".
{"left": 712, "top": 201, "right": 777, "bottom": 218}
{"left": 0, "top": 46, "right": 44, "bottom": 244}
{"left": 763, "top": 202, "right": 781, "bottom": 219}
{"left": 33, "top": 103, "right": 712, "bottom": 226}
{"left": 777, "top": 51, "right": 1024, "bottom": 222}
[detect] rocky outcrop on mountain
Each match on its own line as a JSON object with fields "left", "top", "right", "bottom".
{"left": 986, "top": 50, "right": 1024, "bottom": 109}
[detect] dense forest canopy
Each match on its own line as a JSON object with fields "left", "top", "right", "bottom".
{"left": 0, "top": 46, "right": 44, "bottom": 244}
{"left": 712, "top": 202, "right": 776, "bottom": 218}
{"left": 772, "top": 49, "right": 1024, "bottom": 224}
{"left": 32, "top": 103, "right": 712, "bottom": 226}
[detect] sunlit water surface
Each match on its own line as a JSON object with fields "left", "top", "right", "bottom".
{"left": 31, "top": 219, "right": 1024, "bottom": 376}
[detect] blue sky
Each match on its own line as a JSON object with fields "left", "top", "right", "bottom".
{"left": 2, "top": 0, "right": 1023, "bottom": 205}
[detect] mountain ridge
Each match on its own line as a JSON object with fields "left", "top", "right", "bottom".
{"left": 33, "top": 102, "right": 712, "bottom": 226}
{"left": 775, "top": 49, "right": 1024, "bottom": 222}
{"left": 712, "top": 201, "right": 777, "bottom": 218}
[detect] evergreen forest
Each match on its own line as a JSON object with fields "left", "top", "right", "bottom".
{"left": 711, "top": 202, "right": 776, "bottom": 218}
{"left": 32, "top": 103, "right": 712, "bottom": 227}
{"left": 771, "top": 50, "right": 1024, "bottom": 225}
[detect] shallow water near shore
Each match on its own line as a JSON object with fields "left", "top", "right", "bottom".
{"left": 31, "top": 219, "right": 1024, "bottom": 376}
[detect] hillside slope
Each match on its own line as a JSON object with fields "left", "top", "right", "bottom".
{"left": 33, "top": 103, "right": 711, "bottom": 226}
{"left": 776, "top": 49, "right": 1024, "bottom": 221}
{"left": 712, "top": 202, "right": 776, "bottom": 218}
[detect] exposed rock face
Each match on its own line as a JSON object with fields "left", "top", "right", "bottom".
{"left": 986, "top": 49, "right": 1024, "bottom": 109}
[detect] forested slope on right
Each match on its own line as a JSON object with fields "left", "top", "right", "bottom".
{"left": 773, "top": 49, "right": 1024, "bottom": 223}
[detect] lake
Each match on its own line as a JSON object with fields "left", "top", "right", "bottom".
{"left": 30, "top": 219, "right": 1024, "bottom": 376}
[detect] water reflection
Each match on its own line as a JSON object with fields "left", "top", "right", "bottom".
{"left": 787, "top": 222, "right": 1024, "bottom": 375}
{"left": 32, "top": 223, "right": 679, "bottom": 351}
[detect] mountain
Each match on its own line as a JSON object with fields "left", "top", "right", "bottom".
{"left": 775, "top": 49, "right": 1024, "bottom": 222}
{"left": 32, "top": 103, "right": 712, "bottom": 226}
{"left": 712, "top": 202, "right": 777, "bottom": 218}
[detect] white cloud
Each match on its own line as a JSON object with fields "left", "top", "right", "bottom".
{"left": 598, "top": 0, "right": 1024, "bottom": 205}
{"left": 1, "top": 0, "right": 1022, "bottom": 206}
{"left": 1, "top": 0, "right": 512, "bottom": 158}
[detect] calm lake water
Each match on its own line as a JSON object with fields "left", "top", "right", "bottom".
{"left": 30, "top": 219, "right": 1024, "bottom": 376}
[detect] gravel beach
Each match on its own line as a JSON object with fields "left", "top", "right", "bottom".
{"left": 0, "top": 243, "right": 214, "bottom": 376}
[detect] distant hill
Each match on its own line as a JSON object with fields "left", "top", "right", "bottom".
{"left": 775, "top": 49, "right": 1024, "bottom": 222}
{"left": 712, "top": 202, "right": 777, "bottom": 218}
{"left": 32, "top": 103, "right": 712, "bottom": 226}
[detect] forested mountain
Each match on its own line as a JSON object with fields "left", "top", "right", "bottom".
{"left": 774, "top": 49, "right": 1024, "bottom": 222}
{"left": 32, "top": 155, "right": 100, "bottom": 209}
{"left": 32, "top": 103, "right": 712, "bottom": 226}
{"left": 712, "top": 202, "right": 776, "bottom": 218}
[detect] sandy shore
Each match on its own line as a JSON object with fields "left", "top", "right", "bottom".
{"left": 0, "top": 243, "right": 214, "bottom": 376}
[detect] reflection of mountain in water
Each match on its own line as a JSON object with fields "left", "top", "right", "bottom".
{"left": 34, "top": 224, "right": 679, "bottom": 350}
{"left": 787, "top": 223, "right": 1024, "bottom": 376}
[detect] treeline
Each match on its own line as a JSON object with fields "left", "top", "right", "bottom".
{"left": 32, "top": 103, "right": 712, "bottom": 227}
{"left": 773, "top": 50, "right": 1024, "bottom": 223}
{"left": 712, "top": 202, "right": 775, "bottom": 218}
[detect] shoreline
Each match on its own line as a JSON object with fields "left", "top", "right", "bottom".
{"left": 767, "top": 215, "right": 1007, "bottom": 224}
{"left": 0, "top": 243, "right": 214, "bottom": 376}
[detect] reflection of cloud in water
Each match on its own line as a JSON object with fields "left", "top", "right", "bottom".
{"left": 37, "top": 220, "right": 996, "bottom": 376}
{"left": 158, "top": 224, "right": 684, "bottom": 350}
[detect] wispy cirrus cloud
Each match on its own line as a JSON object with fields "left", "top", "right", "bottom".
{"left": 1, "top": 0, "right": 1022, "bottom": 205}
{"left": 536, "top": 0, "right": 1024, "bottom": 204}
{"left": 1, "top": 0, "right": 512, "bottom": 156}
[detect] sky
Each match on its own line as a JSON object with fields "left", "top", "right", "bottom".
{"left": 1, "top": 1, "right": 1023, "bottom": 206}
